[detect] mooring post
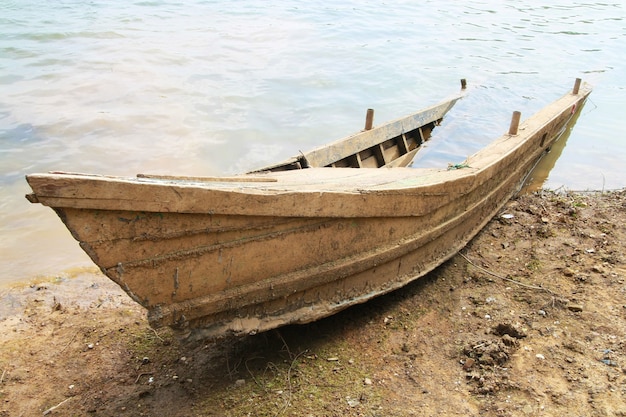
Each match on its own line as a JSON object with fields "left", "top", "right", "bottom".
{"left": 508, "top": 111, "right": 521, "bottom": 135}
{"left": 365, "top": 108, "right": 374, "bottom": 130}
{"left": 573, "top": 78, "right": 582, "bottom": 95}
{"left": 461, "top": 79, "right": 467, "bottom": 90}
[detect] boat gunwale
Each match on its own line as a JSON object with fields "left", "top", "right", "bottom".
{"left": 24, "top": 84, "right": 592, "bottom": 219}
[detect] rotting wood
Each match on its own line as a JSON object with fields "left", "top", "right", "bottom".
{"left": 24, "top": 80, "right": 592, "bottom": 340}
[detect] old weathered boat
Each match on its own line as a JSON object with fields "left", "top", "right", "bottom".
{"left": 25, "top": 79, "right": 591, "bottom": 340}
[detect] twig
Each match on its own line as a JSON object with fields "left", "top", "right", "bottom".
{"left": 59, "top": 330, "right": 80, "bottom": 355}
{"left": 275, "top": 350, "right": 307, "bottom": 417}
{"left": 150, "top": 328, "right": 164, "bottom": 342}
{"left": 274, "top": 329, "right": 293, "bottom": 360}
{"left": 0, "top": 368, "right": 6, "bottom": 385}
{"left": 135, "top": 372, "right": 153, "bottom": 384}
{"left": 226, "top": 353, "right": 243, "bottom": 380}
{"left": 245, "top": 356, "right": 265, "bottom": 387}
{"left": 459, "top": 252, "right": 559, "bottom": 296}
{"left": 42, "top": 397, "right": 72, "bottom": 415}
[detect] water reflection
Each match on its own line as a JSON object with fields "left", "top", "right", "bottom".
{"left": 520, "top": 99, "right": 588, "bottom": 193}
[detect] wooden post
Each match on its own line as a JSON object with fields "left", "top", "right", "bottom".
{"left": 365, "top": 109, "right": 374, "bottom": 130}
{"left": 572, "top": 78, "right": 582, "bottom": 95}
{"left": 461, "top": 79, "right": 467, "bottom": 90}
{"left": 508, "top": 111, "right": 521, "bottom": 135}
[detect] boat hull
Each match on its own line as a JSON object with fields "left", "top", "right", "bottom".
{"left": 26, "top": 84, "right": 591, "bottom": 339}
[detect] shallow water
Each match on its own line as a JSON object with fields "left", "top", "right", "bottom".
{"left": 1, "top": 1, "right": 625, "bottom": 285}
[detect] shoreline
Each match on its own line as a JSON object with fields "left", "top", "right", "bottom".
{"left": 1, "top": 189, "right": 625, "bottom": 416}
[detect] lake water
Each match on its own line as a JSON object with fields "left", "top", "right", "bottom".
{"left": 1, "top": 1, "right": 625, "bottom": 286}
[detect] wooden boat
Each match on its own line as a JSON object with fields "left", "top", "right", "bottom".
{"left": 25, "top": 79, "right": 591, "bottom": 340}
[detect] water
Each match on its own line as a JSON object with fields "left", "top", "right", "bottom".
{"left": 1, "top": 1, "right": 625, "bottom": 285}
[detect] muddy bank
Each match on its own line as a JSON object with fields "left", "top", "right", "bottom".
{"left": 1, "top": 189, "right": 625, "bottom": 416}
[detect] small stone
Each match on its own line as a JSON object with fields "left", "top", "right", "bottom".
{"left": 347, "top": 397, "right": 360, "bottom": 407}
{"left": 87, "top": 343, "right": 94, "bottom": 349}
{"left": 364, "top": 378, "right": 372, "bottom": 385}
{"left": 567, "top": 304, "right": 583, "bottom": 312}
{"left": 501, "top": 334, "right": 517, "bottom": 347}
{"left": 591, "top": 265, "right": 605, "bottom": 274}
{"left": 462, "top": 358, "right": 475, "bottom": 371}
{"left": 235, "top": 379, "right": 245, "bottom": 387}
{"left": 536, "top": 354, "right": 545, "bottom": 360}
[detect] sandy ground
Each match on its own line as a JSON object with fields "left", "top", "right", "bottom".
{"left": 1, "top": 189, "right": 625, "bottom": 417}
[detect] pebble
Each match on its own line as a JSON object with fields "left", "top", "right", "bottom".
{"left": 567, "top": 304, "right": 584, "bottom": 312}
{"left": 364, "top": 378, "right": 372, "bottom": 385}
{"left": 501, "top": 334, "right": 517, "bottom": 347}
{"left": 592, "top": 265, "right": 605, "bottom": 274}
{"left": 462, "top": 358, "right": 475, "bottom": 371}
{"left": 536, "top": 354, "right": 545, "bottom": 360}
{"left": 346, "top": 397, "right": 360, "bottom": 407}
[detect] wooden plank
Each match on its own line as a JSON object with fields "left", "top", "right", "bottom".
{"left": 398, "top": 133, "right": 410, "bottom": 154}
{"left": 418, "top": 127, "right": 425, "bottom": 143}
{"left": 354, "top": 153, "right": 363, "bottom": 168}
{"left": 374, "top": 143, "right": 388, "bottom": 167}
{"left": 301, "top": 97, "right": 461, "bottom": 167}
{"left": 137, "top": 174, "right": 278, "bottom": 183}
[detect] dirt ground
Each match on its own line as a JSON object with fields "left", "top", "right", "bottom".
{"left": 1, "top": 189, "right": 625, "bottom": 417}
